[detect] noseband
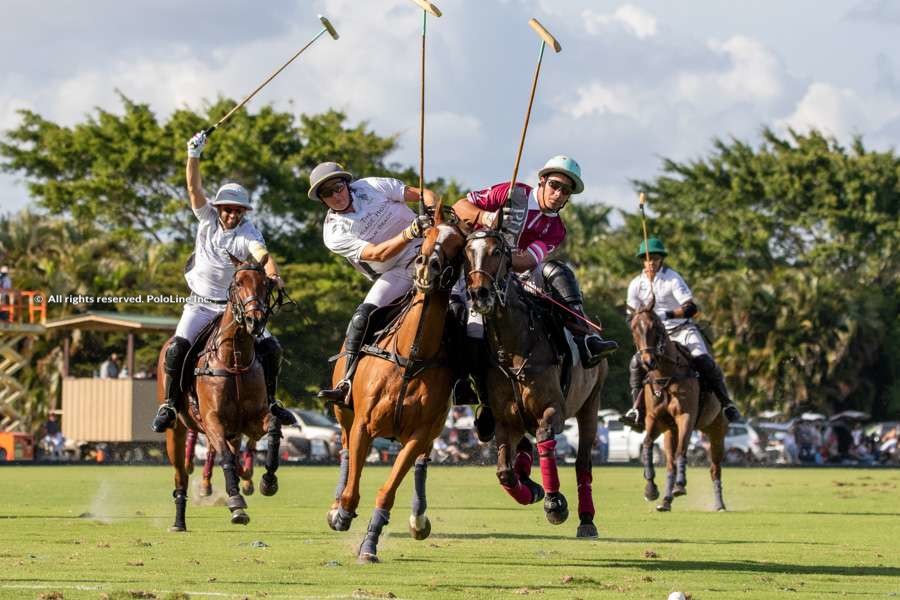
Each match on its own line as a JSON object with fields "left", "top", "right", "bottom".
{"left": 466, "top": 229, "right": 512, "bottom": 307}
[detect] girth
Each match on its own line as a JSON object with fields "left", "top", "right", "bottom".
{"left": 360, "top": 343, "right": 445, "bottom": 379}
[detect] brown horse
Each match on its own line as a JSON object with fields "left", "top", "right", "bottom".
{"left": 630, "top": 298, "right": 728, "bottom": 511}
{"left": 184, "top": 429, "right": 255, "bottom": 497}
{"left": 160, "top": 255, "right": 284, "bottom": 531}
{"left": 327, "top": 208, "right": 465, "bottom": 563}
{"left": 464, "top": 229, "right": 607, "bottom": 537}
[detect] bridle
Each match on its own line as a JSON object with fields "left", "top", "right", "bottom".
{"left": 414, "top": 224, "right": 463, "bottom": 293}
{"left": 465, "top": 229, "right": 513, "bottom": 309}
{"left": 227, "top": 263, "right": 275, "bottom": 332}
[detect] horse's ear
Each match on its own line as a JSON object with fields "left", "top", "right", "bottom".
{"left": 433, "top": 197, "right": 444, "bottom": 225}
{"left": 258, "top": 253, "right": 269, "bottom": 268}
{"left": 227, "top": 252, "right": 242, "bottom": 267}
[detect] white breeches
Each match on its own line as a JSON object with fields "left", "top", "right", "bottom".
{"left": 174, "top": 299, "right": 270, "bottom": 344}
{"left": 363, "top": 263, "right": 415, "bottom": 307}
{"left": 668, "top": 323, "right": 710, "bottom": 357}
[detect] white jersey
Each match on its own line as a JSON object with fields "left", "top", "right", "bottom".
{"left": 322, "top": 177, "right": 419, "bottom": 281}
{"left": 185, "top": 203, "right": 265, "bottom": 301}
{"left": 626, "top": 266, "right": 694, "bottom": 332}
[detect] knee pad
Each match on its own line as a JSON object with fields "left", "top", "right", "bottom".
{"left": 629, "top": 352, "right": 645, "bottom": 389}
{"left": 541, "top": 259, "right": 583, "bottom": 305}
{"left": 348, "top": 303, "right": 377, "bottom": 337}
{"left": 165, "top": 337, "right": 191, "bottom": 374}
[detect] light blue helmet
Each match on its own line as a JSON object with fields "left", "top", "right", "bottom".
{"left": 538, "top": 155, "right": 584, "bottom": 194}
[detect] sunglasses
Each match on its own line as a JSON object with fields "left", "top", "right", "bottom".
{"left": 220, "top": 206, "right": 245, "bottom": 215}
{"left": 546, "top": 179, "right": 573, "bottom": 196}
{"left": 319, "top": 181, "right": 346, "bottom": 199}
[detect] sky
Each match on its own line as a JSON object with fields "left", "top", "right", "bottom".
{"left": 3, "top": 0, "right": 900, "bottom": 217}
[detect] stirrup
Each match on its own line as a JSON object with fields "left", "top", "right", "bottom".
{"left": 151, "top": 405, "right": 177, "bottom": 433}
{"left": 620, "top": 408, "right": 644, "bottom": 432}
{"left": 268, "top": 399, "right": 297, "bottom": 426}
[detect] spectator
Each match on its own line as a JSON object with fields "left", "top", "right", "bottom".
{"left": 42, "top": 413, "right": 65, "bottom": 459}
{"left": 99, "top": 353, "right": 120, "bottom": 379}
{"left": 0, "top": 266, "right": 12, "bottom": 321}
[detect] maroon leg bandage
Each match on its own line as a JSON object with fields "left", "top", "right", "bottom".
{"left": 537, "top": 438, "right": 560, "bottom": 494}
{"left": 502, "top": 480, "right": 535, "bottom": 505}
{"left": 576, "top": 469, "right": 594, "bottom": 517}
{"left": 514, "top": 448, "right": 533, "bottom": 479}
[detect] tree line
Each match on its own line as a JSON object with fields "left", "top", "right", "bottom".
{"left": 1, "top": 95, "right": 897, "bottom": 429}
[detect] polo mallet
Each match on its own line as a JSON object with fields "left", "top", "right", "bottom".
{"left": 499, "top": 18, "right": 562, "bottom": 226}
{"left": 202, "top": 15, "right": 339, "bottom": 136}
{"left": 409, "top": 0, "right": 442, "bottom": 215}
{"left": 638, "top": 192, "right": 655, "bottom": 281}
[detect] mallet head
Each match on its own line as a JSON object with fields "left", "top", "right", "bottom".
{"left": 319, "top": 14, "right": 339, "bottom": 40}
{"left": 409, "top": 0, "right": 442, "bottom": 17}
{"left": 528, "top": 18, "right": 561, "bottom": 52}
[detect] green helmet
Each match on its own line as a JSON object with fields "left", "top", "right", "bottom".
{"left": 636, "top": 237, "right": 667, "bottom": 257}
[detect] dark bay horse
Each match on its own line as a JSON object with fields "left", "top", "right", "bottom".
{"left": 464, "top": 229, "right": 607, "bottom": 538}
{"left": 159, "top": 255, "right": 284, "bottom": 530}
{"left": 327, "top": 209, "right": 465, "bottom": 563}
{"left": 630, "top": 298, "right": 728, "bottom": 512}
{"left": 184, "top": 429, "right": 255, "bottom": 497}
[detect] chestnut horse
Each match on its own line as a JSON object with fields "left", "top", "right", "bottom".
{"left": 464, "top": 229, "right": 607, "bottom": 538}
{"left": 159, "top": 256, "right": 284, "bottom": 530}
{"left": 327, "top": 209, "right": 465, "bottom": 563}
{"left": 630, "top": 298, "right": 728, "bottom": 511}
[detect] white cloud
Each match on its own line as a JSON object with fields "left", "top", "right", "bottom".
{"left": 563, "top": 83, "right": 640, "bottom": 120}
{"left": 775, "top": 82, "right": 900, "bottom": 140}
{"left": 583, "top": 4, "right": 658, "bottom": 39}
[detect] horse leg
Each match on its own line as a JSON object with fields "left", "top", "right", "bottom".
{"left": 329, "top": 420, "right": 372, "bottom": 532}
{"left": 200, "top": 446, "right": 215, "bottom": 497}
{"left": 657, "top": 429, "right": 676, "bottom": 512}
{"left": 642, "top": 420, "right": 659, "bottom": 501}
{"left": 707, "top": 417, "right": 728, "bottom": 511}
{"left": 513, "top": 437, "right": 545, "bottom": 503}
{"left": 184, "top": 429, "right": 197, "bottom": 475}
{"left": 536, "top": 407, "right": 568, "bottom": 525}
{"left": 497, "top": 427, "right": 538, "bottom": 505}
{"left": 166, "top": 421, "right": 189, "bottom": 532}
{"left": 260, "top": 417, "right": 282, "bottom": 497}
{"left": 239, "top": 441, "right": 255, "bottom": 496}
{"left": 219, "top": 439, "right": 250, "bottom": 525}
{"left": 574, "top": 403, "right": 600, "bottom": 539}
{"left": 358, "top": 436, "right": 430, "bottom": 563}
{"left": 327, "top": 447, "right": 350, "bottom": 527}
{"left": 672, "top": 414, "right": 692, "bottom": 497}
{"left": 408, "top": 453, "right": 432, "bottom": 540}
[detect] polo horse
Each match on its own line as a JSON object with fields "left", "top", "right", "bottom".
{"left": 184, "top": 430, "right": 255, "bottom": 497}
{"left": 327, "top": 207, "right": 465, "bottom": 563}
{"left": 464, "top": 229, "right": 607, "bottom": 537}
{"left": 630, "top": 297, "right": 728, "bottom": 511}
{"left": 159, "top": 255, "right": 285, "bottom": 531}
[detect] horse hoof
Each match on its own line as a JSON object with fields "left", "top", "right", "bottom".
{"left": 260, "top": 474, "right": 278, "bottom": 497}
{"left": 168, "top": 525, "right": 187, "bottom": 533}
{"left": 241, "top": 480, "right": 255, "bottom": 496}
{"left": 644, "top": 484, "right": 659, "bottom": 501}
{"left": 200, "top": 482, "right": 213, "bottom": 497}
{"left": 328, "top": 508, "right": 352, "bottom": 532}
{"left": 673, "top": 485, "right": 687, "bottom": 497}
{"left": 716, "top": 505, "right": 727, "bottom": 512}
{"left": 230, "top": 509, "right": 250, "bottom": 525}
{"left": 408, "top": 514, "right": 431, "bottom": 540}
{"left": 656, "top": 498, "right": 672, "bottom": 512}
{"left": 357, "top": 553, "right": 379, "bottom": 564}
{"left": 576, "top": 523, "right": 598, "bottom": 539}
{"left": 544, "top": 492, "right": 569, "bottom": 525}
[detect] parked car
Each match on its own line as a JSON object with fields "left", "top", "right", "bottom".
{"left": 284, "top": 409, "right": 342, "bottom": 460}
{"left": 688, "top": 422, "right": 765, "bottom": 465}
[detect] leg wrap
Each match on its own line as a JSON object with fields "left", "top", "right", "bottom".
{"left": 642, "top": 445, "right": 655, "bottom": 481}
{"left": 203, "top": 450, "right": 215, "bottom": 481}
{"left": 185, "top": 429, "right": 197, "bottom": 465}
{"left": 411, "top": 457, "right": 428, "bottom": 517}
{"left": 576, "top": 469, "right": 595, "bottom": 519}
{"left": 664, "top": 471, "right": 676, "bottom": 500}
{"left": 537, "top": 438, "right": 560, "bottom": 494}
{"left": 499, "top": 468, "right": 534, "bottom": 505}
{"left": 334, "top": 449, "right": 350, "bottom": 501}
{"left": 359, "top": 508, "right": 390, "bottom": 558}
{"left": 221, "top": 449, "right": 240, "bottom": 498}
{"left": 172, "top": 489, "right": 187, "bottom": 529}
{"left": 513, "top": 438, "right": 534, "bottom": 479}
{"left": 676, "top": 456, "right": 687, "bottom": 487}
{"left": 265, "top": 419, "right": 282, "bottom": 475}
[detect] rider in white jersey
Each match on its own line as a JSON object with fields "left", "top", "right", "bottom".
{"left": 621, "top": 237, "right": 741, "bottom": 431}
{"left": 308, "top": 162, "right": 435, "bottom": 402}
{"left": 151, "top": 130, "right": 295, "bottom": 432}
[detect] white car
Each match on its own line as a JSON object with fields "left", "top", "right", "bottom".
{"left": 562, "top": 412, "right": 662, "bottom": 464}
{"left": 284, "top": 409, "right": 342, "bottom": 461}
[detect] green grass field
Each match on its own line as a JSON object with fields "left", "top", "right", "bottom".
{"left": 2, "top": 465, "right": 898, "bottom": 599}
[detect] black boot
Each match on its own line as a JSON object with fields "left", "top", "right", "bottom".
{"left": 460, "top": 336, "right": 494, "bottom": 443}
{"left": 152, "top": 336, "right": 190, "bottom": 432}
{"left": 620, "top": 352, "right": 645, "bottom": 432}
{"left": 693, "top": 354, "right": 742, "bottom": 422}
{"left": 540, "top": 259, "right": 617, "bottom": 368}
{"left": 318, "top": 303, "right": 376, "bottom": 403}
{"left": 257, "top": 336, "right": 296, "bottom": 426}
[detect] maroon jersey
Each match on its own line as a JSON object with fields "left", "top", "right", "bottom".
{"left": 465, "top": 181, "right": 567, "bottom": 265}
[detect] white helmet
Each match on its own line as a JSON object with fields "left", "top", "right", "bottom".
{"left": 538, "top": 155, "right": 584, "bottom": 194}
{"left": 211, "top": 183, "right": 253, "bottom": 210}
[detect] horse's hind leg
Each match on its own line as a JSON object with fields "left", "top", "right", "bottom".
{"left": 358, "top": 436, "right": 430, "bottom": 563}
{"left": 574, "top": 401, "right": 600, "bottom": 539}
{"left": 260, "top": 418, "right": 281, "bottom": 497}
{"left": 496, "top": 428, "right": 541, "bottom": 506}
{"left": 200, "top": 447, "right": 216, "bottom": 497}
{"left": 673, "top": 414, "right": 692, "bottom": 497}
{"left": 513, "top": 437, "right": 544, "bottom": 503}
{"left": 166, "top": 422, "right": 189, "bottom": 532}
{"left": 239, "top": 441, "right": 255, "bottom": 496}
{"left": 707, "top": 418, "right": 727, "bottom": 511}
{"left": 219, "top": 440, "right": 250, "bottom": 525}
{"left": 408, "top": 454, "right": 432, "bottom": 540}
{"left": 185, "top": 429, "right": 197, "bottom": 475}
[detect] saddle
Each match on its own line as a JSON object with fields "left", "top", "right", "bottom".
{"left": 179, "top": 314, "right": 224, "bottom": 395}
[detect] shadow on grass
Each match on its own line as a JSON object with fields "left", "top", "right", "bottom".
{"left": 430, "top": 532, "right": 832, "bottom": 546}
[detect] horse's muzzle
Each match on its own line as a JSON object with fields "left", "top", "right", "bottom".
{"left": 468, "top": 286, "right": 494, "bottom": 315}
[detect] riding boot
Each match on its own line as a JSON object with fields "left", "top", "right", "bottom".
{"left": 620, "top": 352, "right": 646, "bottom": 432}
{"left": 693, "top": 354, "right": 742, "bottom": 422}
{"left": 540, "top": 259, "right": 617, "bottom": 368}
{"left": 152, "top": 336, "right": 191, "bottom": 432}
{"left": 256, "top": 336, "right": 297, "bottom": 426}
{"left": 463, "top": 337, "right": 495, "bottom": 443}
{"left": 318, "top": 303, "right": 377, "bottom": 404}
